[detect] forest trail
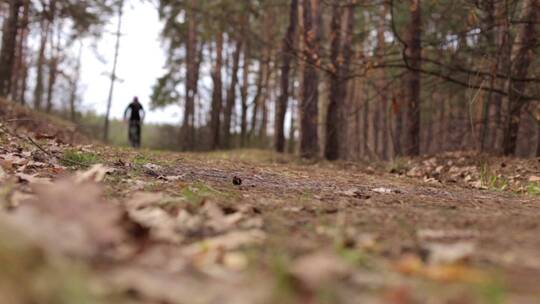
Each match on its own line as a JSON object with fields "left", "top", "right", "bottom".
{"left": 1, "top": 116, "right": 540, "bottom": 303}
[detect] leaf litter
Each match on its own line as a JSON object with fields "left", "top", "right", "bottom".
{"left": 0, "top": 130, "right": 539, "bottom": 303}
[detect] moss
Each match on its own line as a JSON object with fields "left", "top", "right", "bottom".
{"left": 479, "top": 163, "right": 509, "bottom": 191}
{"left": 180, "top": 182, "right": 223, "bottom": 205}
{"left": 132, "top": 153, "right": 154, "bottom": 165}
{"left": 0, "top": 225, "right": 105, "bottom": 304}
{"left": 526, "top": 182, "right": 540, "bottom": 196}
{"left": 60, "top": 150, "right": 100, "bottom": 169}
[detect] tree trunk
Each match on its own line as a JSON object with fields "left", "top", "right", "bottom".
{"left": 392, "top": 91, "right": 403, "bottom": 156}
{"left": 45, "top": 56, "right": 58, "bottom": 113}
{"left": 240, "top": 45, "right": 250, "bottom": 147}
{"left": 288, "top": 98, "right": 297, "bottom": 154}
{"left": 403, "top": 0, "right": 422, "bottom": 156}
{"left": 502, "top": 0, "right": 539, "bottom": 155}
{"left": 223, "top": 38, "right": 243, "bottom": 148}
{"left": 377, "top": 4, "right": 389, "bottom": 159}
{"left": 249, "top": 62, "right": 264, "bottom": 139}
{"left": 11, "top": 0, "right": 29, "bottom": 104}
{"left": 325, "top": 2, "right": 343, "bottom": 161}
{"left": 181, "top": 3, "right": 198, "bottom": 150}
{"left": 480, "top": 0, "right": 495, "bottom": 152}
{"left": 537, "top": 122, "right": 540, "bottom": 157}
{"left": 69, "top": 43, "right": 83, "bottom": 122}
{"left": 325, "top": 0, "right": 354, "bottom": 160}
{"left": 33, "top": 17, "right": 50, "bottom": 110}
{"left": 481, "top": 0, "right": 508, "bottom": 153}
{"left": 437, "top": 96, "right": 446, "bottom": 153}
{"left": 353, "top": 78, "right": 361, "bottom": 159}
{"left": 258, "top": 52, "right": 272, "bottom": 142}
{"left": 103, "top": 0, "right": 124, "bottom": 143}
{"left": 275, "top": 0, "right": 298, "bottom": 153}
{"left": 363, "top": 95, "right": 370, "bottom": 157}
{"left": 489, "top": 1, "right": 510, "bottom": 152}
{"left": 192, "top": 41, "right": 204, "bottom": 146}
{"left": 300, "top": 0, "right": 321, "bottom": 159}
{"left": 210, "top": 31, "right": 224, "bottom": 150}
{"left": 0, "top": 0, "right": 22, "bottom": 97}
{"left": 46, "top": 21, "right": 61, "bottom": 113}
{"left": 373, "top": 95, "right": 381, "bottom": 156}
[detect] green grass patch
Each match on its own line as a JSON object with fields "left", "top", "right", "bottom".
{"left": 526, "top": 182, "right": 540, "bottom": 196}
{"left": 388, "top": 157, "right": 410, "bottom": 174}
{"left": 60, "top": 150, "right": 100, "bottom": 169}
{"left": 0, "top": 225, "right": 103, "bottom": 304}
{"left": 337, "top": 247, "right": 373, "bottom": 269}
{"left": 180, "top": 182, "right": 224, "bottom": 205}
{"left": 132, "top": 153, "right": 154, "bottom": 165}
{"left": 479, "top": 163, "right": 509, "bottom": 191}
{"left": 269, "top": 253, "right": 299, "bottom": 304}
{"left": 474, "top": 275, "right": 506, "bottom": 304}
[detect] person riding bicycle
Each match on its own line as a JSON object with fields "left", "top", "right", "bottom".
{"left": 123, "top": 97, "right": 145, "bottom": 148}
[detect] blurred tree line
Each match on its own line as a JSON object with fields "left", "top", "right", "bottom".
{"left": 0, "top": 0, "right": 119, "bottom": 116}
{"left": 1, "top": 0, "right": 540, "bottom": 159}
{"left": 80, "top": 112, "right": 181, "bottom": 150}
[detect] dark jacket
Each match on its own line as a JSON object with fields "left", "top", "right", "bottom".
{"left": 124, "top": 101, "right": 145, "bottom": 121}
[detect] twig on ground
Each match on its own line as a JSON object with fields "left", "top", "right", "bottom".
{"left": 0, "top": 123, "right": 85, "bottom": 167}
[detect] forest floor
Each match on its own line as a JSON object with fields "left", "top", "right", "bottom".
{"left": 1, "top": 101, "right": 540, "bottom": 304}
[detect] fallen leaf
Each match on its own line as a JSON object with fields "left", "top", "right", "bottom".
{"left": 395, "top": 254, "right": 487, "bottom": 283}
{"left": 143, "top": 163, "right": 162, "bottom": 177}
{"left": 15, "top": 173, "right": 52, "bottom": 185}
{"left": 406, "top": 167, "right": 424, "bottom": 178}
{"left": 417, "top": 229, "right": 478, "bottom": 241}
{"left": 424, "top": 242, "right": 475, "bottom": 265}
{"left": 128, "top": 207, "right": 183, "bottom": 243}
{"left": 75, "top": 164, "right": 113, "bottom": 183}
{"left": 372, "top": 187, "right": 401, "bottom": 194}
{"left": 528, "top": 176, "right": 540, "bottom": 182}
{"left": 223, "top": 251, "right": 249, "bottom": 271}
{"left": 0, "top": 166, "right": 6, "bottom": 181}
{"left": 470, "top": 180, "right": 487, "bottom": 190}
{"left": 182, "top": 230, "right": 265, "bottom": 257}
{"left": 290, "top": 251, "right": 350, "bottom": 290}
{"left": 341, "top": 188, "right": 371, "bottom": 199}
{"left": 126, "top": 192, "right": 163, "bottom": 209}
{"left": 161, "top": 175, "right": 184, "bottom": 182}
{"left": 8, "top": 191, "right": 35, "bottom": 209}
{"left": 5, "top": 179, "right": 124, "bottom": 258}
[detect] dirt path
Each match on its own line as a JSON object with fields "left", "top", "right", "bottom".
{"left": 1, "top": 136, "right": 539, "bottom": 303}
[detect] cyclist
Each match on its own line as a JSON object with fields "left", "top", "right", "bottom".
{"left": 123, "top": 97, "right": 145, "bottom": 148}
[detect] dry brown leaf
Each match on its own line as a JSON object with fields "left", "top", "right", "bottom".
{"left": 106, "top": 266, "right": 264, "bottom": 304}
{"left": 8, "top": 191, "right": 35, "bottom": 209}
{"left": 417, "top": 229, "right": 478, "bottom": 241}
{"left": 470, "top": 180, "right": 487, "bottom": 190}
{"left": 125, "top": 192, "right": 163, "bottom": 209}
{"left": 75, "top": 164, "right": 113, "bottom": 183}
{"left": 0, "top": 166, "right": 7, "bottom": 181}
{"left": 222, "top": 251, "right": 249, "bottom": 271}
{"left": 290, "top": 251, "right": 350, "bottom": 290}
{"left": 528, "top": 176, "right": 540, "bottom": 182}
{"left": 182, "top": 230, "right": 265, "bottom": 257}
{"left": 425, "top": 242, "right": 475, "bottom": 265}
{"left": 15, "top": 173, "right": 52, "bottom": 185}
{"left": 128, "top": 207, "right": 183, "bottom": 243}
{"left": 5, "top": 179, "right": 124, "bottom": 258}
{"left": 372, "top": 187, "right": 401, "bottom": 194}
{"left": 2, "top": 154, "right": 28, "bottom": 166}
{"left": 124, "top": 192, "right": 186, "bottom": 243}
{"left": 394, "top": 254, "right": 487, "bottom": 284}
{"left": 341, "top": 188, "right": 371, "bottom": 199}
{"left": 162, "top": 175, "right": 184, "bottom": 182}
